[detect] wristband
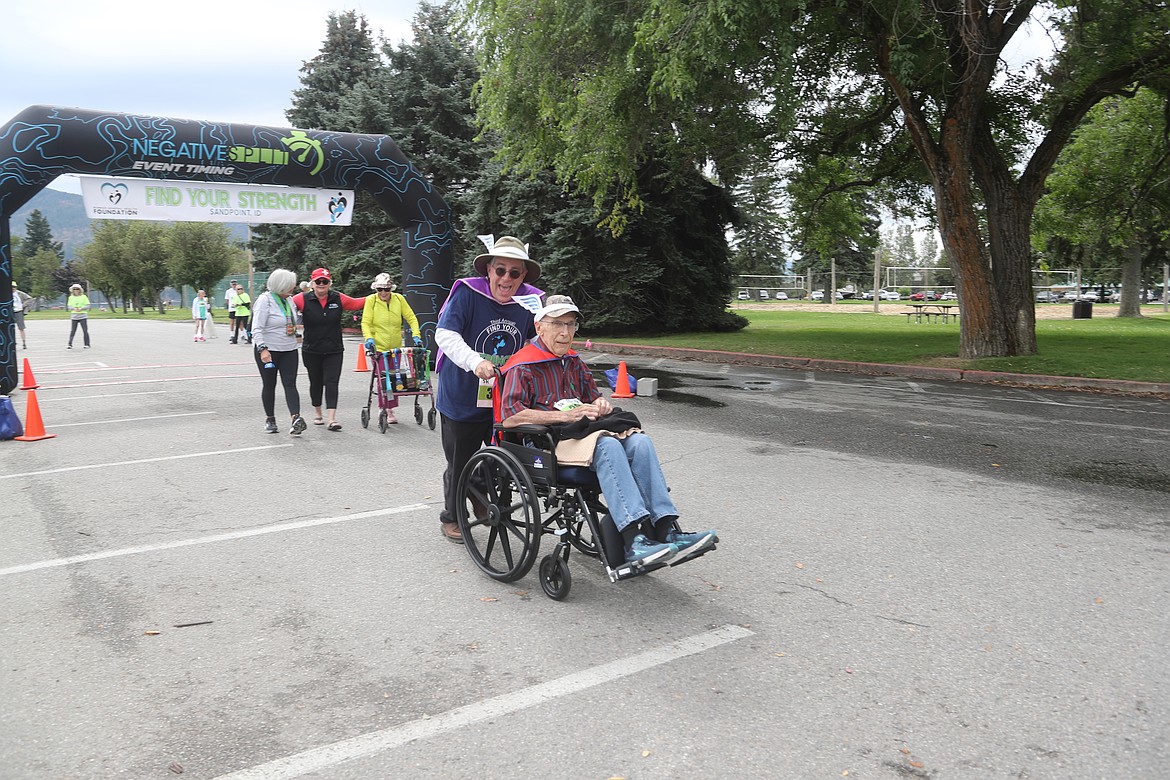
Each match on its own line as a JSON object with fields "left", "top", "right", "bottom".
{"left": 257, "top": 344, "right": 268, "bottom": 352}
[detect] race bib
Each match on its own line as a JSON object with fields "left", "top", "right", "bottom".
{"left": 477, "top": 376, "right": 495, "bottom": 408}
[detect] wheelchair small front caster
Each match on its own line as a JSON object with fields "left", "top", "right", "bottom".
{"left": 539, "top": 554, "right": 571, "bottom": 600}
{"left": 360, "top": 408, "right": 370, "bottom": 428}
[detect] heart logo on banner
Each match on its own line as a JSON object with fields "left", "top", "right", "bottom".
{"left": 101, "top": 182, "right": 129, "bottom": 204}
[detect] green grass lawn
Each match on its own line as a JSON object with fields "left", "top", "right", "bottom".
{"left": 606, "top": 306, "right": 1170, "bottom": 384}
{"left": 24, "top": 303, "right": 1170, "bottom": 383}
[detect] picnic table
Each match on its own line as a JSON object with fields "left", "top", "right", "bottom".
{"left": 904, "top": 303, "right": 960, "bottom": 323}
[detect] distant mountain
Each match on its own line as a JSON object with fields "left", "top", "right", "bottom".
{"left": 10, "top": 187, "right": 250, "bottom": 259}
{"left": 11, "top": 189, "right": 91, "bottom": 259}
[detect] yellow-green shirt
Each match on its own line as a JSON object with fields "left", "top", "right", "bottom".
{"left": 361, "top": 292, "right": 420, "bottom": 351}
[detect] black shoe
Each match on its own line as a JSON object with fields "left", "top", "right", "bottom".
{"left": 264, "top": 420, "right": 279, "bottom": 434}
{"left": 290, "top": 415, "right": 307, "bottom": 435}
{"left": 229, "top": 339, "right": 238, "bottom": 344}
{"left": 67, "top": 344, "right": 72, "bottom": 349}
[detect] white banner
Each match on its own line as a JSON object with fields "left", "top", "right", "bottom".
{"left": 80, "top": 177, "right": 354, "bottom": 226}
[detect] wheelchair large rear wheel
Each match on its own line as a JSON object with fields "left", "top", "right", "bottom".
{"left": 456, "top": 448, "right": 542, "bottom": 582}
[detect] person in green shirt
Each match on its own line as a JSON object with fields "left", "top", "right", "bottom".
{"left": 66, "top": 283, "right": 91, "bottom": 349}
{"left": 230, "top": 282, "right": 252, "bottom": 344}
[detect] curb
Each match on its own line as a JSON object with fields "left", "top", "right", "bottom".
{"left": 584, "top": 341, "right": 1170, "bottom": 398}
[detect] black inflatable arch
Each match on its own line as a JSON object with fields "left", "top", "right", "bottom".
{"left": 0, "top": 105, "right": 454, "bottom": 395}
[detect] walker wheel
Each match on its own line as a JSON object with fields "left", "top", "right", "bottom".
{"left": 539, "top": 554, "right": 572, "bottom": 600}
{"left": 427, "top": 408, "right": 437, "bottom": 430}
{"left": 378, "top": 409, "right": 388, "bottom": 433}
{"left": 414, "top": 402, "right": 423, "bottom": 425}
{"left": 361, "top": 408, "right": 370, "bottom": 429}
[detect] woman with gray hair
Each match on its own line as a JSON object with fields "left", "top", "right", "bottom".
{"left": 250, "top": 269, "right": 307, "bottom": 435}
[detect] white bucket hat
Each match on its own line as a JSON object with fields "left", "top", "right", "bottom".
{"left": 473, "top": 235, "right": 542, "bottom": 282}
{"left": 371, "top": 272, "right": 396, "bottom": 292}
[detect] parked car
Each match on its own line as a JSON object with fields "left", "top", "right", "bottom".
{"left": 1079, "top": 290, "right": 1100, "bottom": 302}
{"left": 774, "top": 291, "right": 788, "bottom": 301}
{"left": 939, "top": 292, "right": 958, "bottom": 301}
{"left": 909, "top": 290, "right": 940, "bottom": 301}
{"left": 758, "top": 290, "right": 770, "bottom": 300}
{"left": 1035, "top": 291, "right": 1060, "bottom": 303}
{"left": 737, "top": 289, "right": 750, "bottom": 300}
{"left": 1061, "top": 290, "right": 1081, "bottom": 301}
{"left": 879, "top": 290, "right": 902, "bottom": 301}
{"left": 860, "top": 290, "right": 874, "bottom": 300}
{"left": 810, "top": 290, "right": 823, "bottom": 301}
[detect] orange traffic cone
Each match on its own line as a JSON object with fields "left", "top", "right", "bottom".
{"left": 611, "top": 360, "right": 635, "bottom": 398}
{"left": 15, "top": 389, "right": 56, "bottom": 441}
{"left": 20, "top": 358, "right": 39, "bottom": 390}
{"left": 354, "top": 347, "right": 371, "bottom": 372}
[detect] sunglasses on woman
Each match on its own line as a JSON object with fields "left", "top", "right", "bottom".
{"left": 375, "top": 286, "right": 394, "bottom": 292}
{"left": 493, "top": 266, "right": 524, "bottom": 280}
{"left": 313, "top": 279, "right": 331, "bottom": 286}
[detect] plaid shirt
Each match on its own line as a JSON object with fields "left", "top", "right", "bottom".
{"left": 499, "top": 344, "right": 601, "bottom": 421}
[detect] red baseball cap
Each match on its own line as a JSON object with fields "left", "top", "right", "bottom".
{"left": 310, "top": 267, "right": 331, "bottom": 281}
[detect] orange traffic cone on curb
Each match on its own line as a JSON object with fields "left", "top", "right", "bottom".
{"left": 15, "top": 389, "right": 56, "bottom": 441}
{"left": 354, "top": 348, "right": 371, "bottom": 372}
{"left": 20, "top": 358, "right": 39, "bottom": 390}
{"left": 611, "top": 360, "right": 635, "bottom": 398}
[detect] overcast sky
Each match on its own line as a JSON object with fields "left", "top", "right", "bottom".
{"left": 2, "top": 0, "right": 420, "bottom": 193}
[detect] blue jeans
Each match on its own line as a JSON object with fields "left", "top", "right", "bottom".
{"left": 590, "top": 433, "right": 678, "bottom": 531}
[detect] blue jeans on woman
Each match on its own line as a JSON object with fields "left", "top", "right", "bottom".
{"left": 589, "top": 433, "right": 678, "bottom": 531}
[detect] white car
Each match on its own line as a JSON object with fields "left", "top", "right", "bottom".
{"left": 758, "top": 290, "right": 770, "bottom": 300}
{"left": 879, "top": 290, "right": 901, "bottom": 301}
{"left": 737, "top": 289, "right": 750, "bottom": 300}
{"left": 774, "top": 291, "right": 788, "bottom": 301}
{"left": 810, "top": 290, "right": 823, "bottom": 301}
{"left": 939, "top": 292, "right": 958, "bottom": 301}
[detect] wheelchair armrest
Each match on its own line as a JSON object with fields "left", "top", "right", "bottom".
{"left": 494, "top": 423, "right": 552, "bottom": 435}
{"left": 494, "top": 422, "right": 557, "bottom": 452}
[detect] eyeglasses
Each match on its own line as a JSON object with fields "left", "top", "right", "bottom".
{"left": 313, "top": 279, "right": 331, "bottom": 285}
{"left": 492, "top": 266, "right": 524, "bottom": 280}
{"left": 542, "top": 319, "right": 579, "bottom": 332}
{"left": 375, "top": 286, "right": 393, "bottom": 292}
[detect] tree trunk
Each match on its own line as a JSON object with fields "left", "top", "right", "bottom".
{"left": 983, "top": 189, "right": 1038, "bottom": 355}
{"left": 1117, "top": 244, "right": 1144, "bottom": 317}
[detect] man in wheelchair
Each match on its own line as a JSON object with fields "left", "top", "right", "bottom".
{"left": 497, "top": 295, "right": 718, "bottom": 568}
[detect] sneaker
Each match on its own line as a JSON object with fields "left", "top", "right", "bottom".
{"left": 290, "top": 415, "right": 307, "bottom": 435}
{"left": 663, "top": 529, "right": 717, "bottom": 562}
{"left": 67, "top": 344, "right": 73, "bottom": 349}
{"left": 194, "top": 336, "right": 199, "bottom": 342}
{"left": 625, "top": 534, "right": 676, "bottom": 567}
{"left": 264, "top": 420, "right": 279, "bottom": 434}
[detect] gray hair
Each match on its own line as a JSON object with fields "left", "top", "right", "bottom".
{"left": 266, "top": 268, "right": 297, "bottom": 295}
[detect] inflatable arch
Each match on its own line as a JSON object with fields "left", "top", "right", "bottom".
{"left": 0, "top": 105, "right": 454, "bottom": 395}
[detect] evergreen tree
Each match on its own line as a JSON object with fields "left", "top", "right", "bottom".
{"left": 730, "top": 163, "right": 787, "bottom": 275}
{"left": 252, "top": 11, "right": 395, "bottom": 295}
{"left": 18, "top": 210, "right": 63, "bottom": 260}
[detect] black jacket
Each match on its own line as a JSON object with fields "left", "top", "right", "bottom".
{"left": 300, "top": 291, "right": 346, "bottom": 354}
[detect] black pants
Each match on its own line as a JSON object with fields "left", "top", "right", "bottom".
{"left": 256, "top": 348, "right": 300, "bottom": 418}
{"left": 439, "top": 414, "right": 493, "bottom": 526}
{"left": 68, "top": 318, "right": 90, "bottom": 347}
{"left": 302, "top": 351, "right": 344, "bottom": 409}
{"left": 233, "top": 315, "right": 251, "bottom": 342}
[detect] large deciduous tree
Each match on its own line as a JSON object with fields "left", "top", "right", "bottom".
{"left": 465, "top": 0, "right": 1170, "bottom": 357}
{"left": 1033, "top": 88, "right": 1170, "bottom": 317}
{"left": 166, "top": 222, "right": 246, "bottom": 304}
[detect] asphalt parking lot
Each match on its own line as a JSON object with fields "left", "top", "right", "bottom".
{"left": 2, "top": 318, "right": 1167, "bottom": 779}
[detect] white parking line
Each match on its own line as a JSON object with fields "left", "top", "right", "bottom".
{"left": 42, "top": 390, "right": 170, "bottom": 402}
{"left": 212, "top": 624, "right": 755, "bottom": 780}
{"left": 0, "top": 503, "right": 429, "bottom": 577}
{"left": 43, "top": 373, "right": 254, "bottom": 389}
{"left": 52, "top": 411, "right": 216, "bottom": 428}
{"left": 0, "top": 444, "right": 290, "bottom": 480}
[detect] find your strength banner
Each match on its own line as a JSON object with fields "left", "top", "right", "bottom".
{"left": 81, "top": 177, "right": 354, "bottom": 226}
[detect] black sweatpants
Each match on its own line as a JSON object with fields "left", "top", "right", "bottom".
{"left": 256, "top": 348, "right": 300, "bottom": 418}
{"left": 439, "top": 414, "right": 493, "bottom": 526}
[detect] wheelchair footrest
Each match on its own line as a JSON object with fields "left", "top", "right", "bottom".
{"left": 669, "top": 542, "right": 716, "bottom": 566}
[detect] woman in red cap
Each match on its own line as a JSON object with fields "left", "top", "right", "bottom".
{"left": 292, "top": 267, "right": 367, "bottom": 431}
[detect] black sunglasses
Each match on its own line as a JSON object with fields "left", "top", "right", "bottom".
{"left": 313, "top": 279, "right": 331, "bottom": 285}
{"left": 493, "top": 266, "right": 524, "bottom": 280}
{"left": 375, "top": 286, "right": 393, "bottom": 292}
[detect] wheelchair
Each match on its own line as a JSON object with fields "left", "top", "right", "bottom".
{"left": 454, "top": 424, "right": 716, "bottom": 600}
